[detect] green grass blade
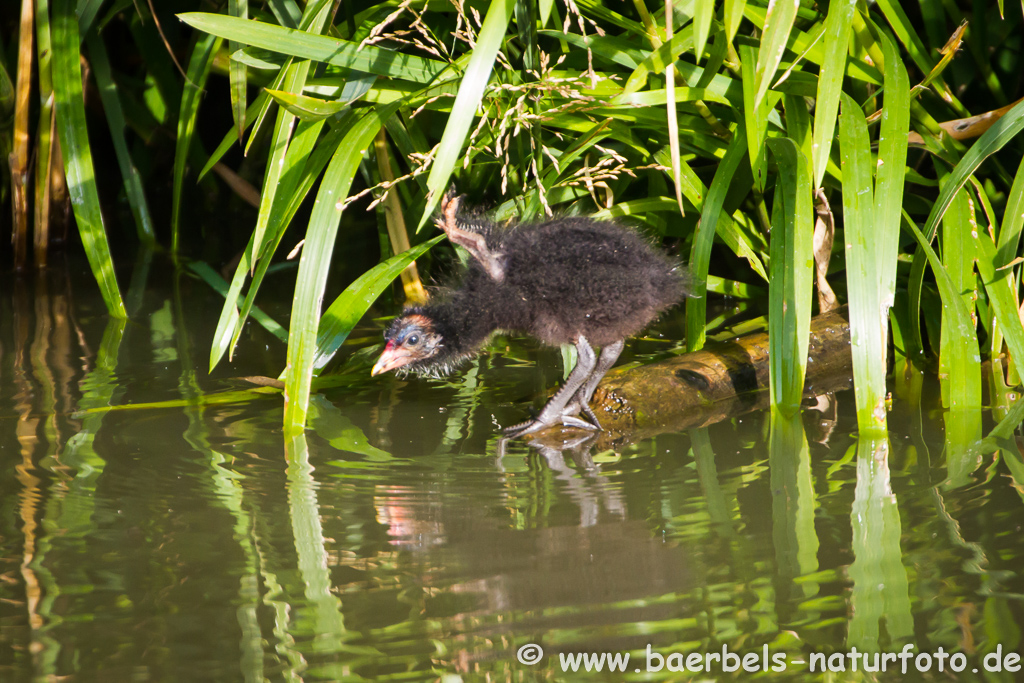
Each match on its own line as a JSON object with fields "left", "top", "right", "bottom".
{"left": 77, "top": 0, "right": 105, "bottom": 37}
{"left": 86, "top": 32, "right": 156, "bottom": 246}
{"left": 608, "top": 86, "right": 731, "bottom": 109}
{"left": 574, "top": 0, "right": 647, "bottom": 35}
{"left": 742, "top": 3, "right": 881, "bottom": 85}
{"left": 283, "top": 102, "right": 401, "bottom": 435}
{"left": 178, "top": 13, "right": 447, "bottom": 84}
{"left": 209, "top": 233, "right": 252, "bottom": 371}
{"left": 905, "top": 216, "right": 982, "bottom": 410}
{"left": 245, "top": 61, "right": 291, "bottom": 157}
{"left": 265, "top": 88, "right": 357, "bottom": 122}
{"left": 740, "top": 44, "right": 777, "bottom": 191}
{"left": 622, "top": 31, "right": 693, "bottom": 96}
{"left": 312, "top": 234, "right": 445, "bottom": 371}
{"left": 228, "top": 0, "right": 248, "bottom": 143}
{"left": 975, "top": 233, "right": 1024, "bottom": 375}
{"left": 664, "top": 0, "right": 685, "bottom": 218}
{"left": 52, "top": 0, "right": 125, "bottom": 317}
{"left": 250, "top": 65, "right": 310, "bottom": 270}
{"left": 249, "top": 1, "right": 332, "bottom": 271}
{"left": 230, "top": 118, "right": 330, "bottom": 353}
{"left": 188, "top": 262, "right": 288, "bottom": 342}
{"left": 171, "top": 33, "right": 221, "bottom": 253}
{"left": 938, "top": 181, "right": 979, "bottom": 408}
{"left": 873, "top": 29, "right": 909, "bottom": 318}
{"left": 209, "top": 119, "right": 349, "bottom": 372}
{"left": 811, "top": 0, "right": 855, "bottom": 189}
{"left": 872, "top": 0, "right": 936, "bottom": 84}
{"left": 994, "top": 156, "right": 1024, "bottom": 372}
{"left": 998, "top": 155, "right": 1024, "bottom": 254}
{"left": 417, "top": 0, "right": 515, "bottom": 230}
{"left": 839, "top": 94, "right": 887, "bottom": 433}
{"left": 687, "top": 127, "right": 747, "bottom": 352}
{"left": 724, "top": 0, "right": 745, "bottom": 42}
{"left": 538, "top": 30, "right": 646, "bottom": 69}
{"left": 266, "top": 0, "right": 301, "bottom": 28}
{"left": 766, "top": 137, "right": 814, "bottom": 414}
{"left": 693, "top": 0, "right": 714, "bottom": 62}
{"left": 751, "top": 0, "right": 797, "bottom": 111}
{"left": 921, "top": 98, "right": 1024, "bottom": 244}
{"left": 906, "top": 97, "right": 1024, "bottom": 358}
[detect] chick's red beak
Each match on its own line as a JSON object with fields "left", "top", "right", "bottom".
{"left": 371, "top": 341, "right": 416, "bottom": 377}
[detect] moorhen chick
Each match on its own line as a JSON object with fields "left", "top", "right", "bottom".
{"left": 372, "top": 193, "right": 688, "bottom": 437}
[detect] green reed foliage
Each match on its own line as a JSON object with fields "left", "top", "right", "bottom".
{"left": 173, "top": 0, "right": 1024, "bottom": 433}
{"left": 4, "top": 0, "right": 1023, "bottom": 433}
{"left": 766, "top": 137, "right": 812, "bottom": 414}
{"left": 838, "top": 22, "right": 910, "bottom": 435}
{"left": 51, "top": 0, "right": 125, "bottom": 317}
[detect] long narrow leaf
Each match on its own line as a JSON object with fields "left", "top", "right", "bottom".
{"left": 664, "top": 0, "right": 685, "bottom": 218}
{"left": 52, "top": 0, "right": 125, "bottom": 317}
{"left": 688, "top": 127, "right": 747, "bottom": 351}
{"left": 839, "top": 94, "right": 886, "bottom": 433}
{"left": 250, "top": 1, "right": 332, "bottom": 270}
{"left": 87, "top": 33, "right": 156, "bottom": 245}
{"left": 976, "top": 234, "right": 1024, "bottom": 374}
{"left": 693, "top": 0, "right": 714, "bottom": 63}
{"left": 811, "top": 0, "right": 855, "bottom": 188}
{"left": 724, "top": 0, "right": 745, "bottom": 42}
{"left": 418, "top": 0, "right": 516, "bottom": 229}
{"left": 921, "top": 98, "right": 1024, "bottom": 243}
{"left": 209, "top": 118, "right": 349, "bottom": 371}
{"left": 751, "top": 0, "right": 798, "bottom": 111}
{"left": 178, "top": 13, "right": 447, "bottom": 84}
{"left": 905, "top": 216, "right": 982, "bottom": 410}
{"left": 766, "top": 137, "right": 813, "bottom": 414}
{"left": 228, "top": 0, "right": 248, "bottom": 143}
{"left": 283, "top": 102, "right": 401, "bottom": 434}
{"left": 265, "top": 80, "right": 374, "bottom": 121}
{"left": 873, "top": 30, "right": 909, "bottom": 317}
{"left": 998, "top": 155, "right": 1024, "bottom": 255}
{"left": 906, "top": 97, "right": 1024, "bottom": 356}
{"left": 937, "top": 182, "right": 978, "bottom": 407}
{"left": 231, "top": 118, "right": 328, "bottom": 350}
{"left": 171, "top": 33, "right": 221, "bottom": 252}
{"left": 740, "top": 44, "right": 777, "bottom": 191}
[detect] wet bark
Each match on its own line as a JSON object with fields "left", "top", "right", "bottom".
{"left": 527, "top": 306, "right": 854, "bottom": 447}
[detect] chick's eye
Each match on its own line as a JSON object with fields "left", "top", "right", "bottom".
{"left": 407, "top": 334, "right": 420, "bottom": 346}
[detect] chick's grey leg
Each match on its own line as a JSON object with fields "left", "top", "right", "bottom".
{"left": 504, "top": 336, "right": 598, "bottom": 438}
{"left": 566, "top": 340, "right": 624, "bottom": 430}
{"left": 437, "top": 191, "right": 505, "bottom": 282}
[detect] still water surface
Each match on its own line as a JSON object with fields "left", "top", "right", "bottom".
{"left": 3, "top": 256, "right": 1024, "bottom": 682}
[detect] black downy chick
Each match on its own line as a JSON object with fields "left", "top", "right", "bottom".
{"left": 372, "top": 193, "right": 688, "bottom": 438}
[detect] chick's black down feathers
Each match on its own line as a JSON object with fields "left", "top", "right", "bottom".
{"left": 373, "top": 195, "right": 689, "bottom": 437}
{"left": 390, "top": 214, "right": 687, "bottom": 375}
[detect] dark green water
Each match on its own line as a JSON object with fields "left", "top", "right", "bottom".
{"left": 3, "top": 255, "right": 1024, "bottom": 682}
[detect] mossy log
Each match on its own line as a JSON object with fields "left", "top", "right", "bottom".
{"left": 526, "top": 306, "right": 854, "bottom": 447}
